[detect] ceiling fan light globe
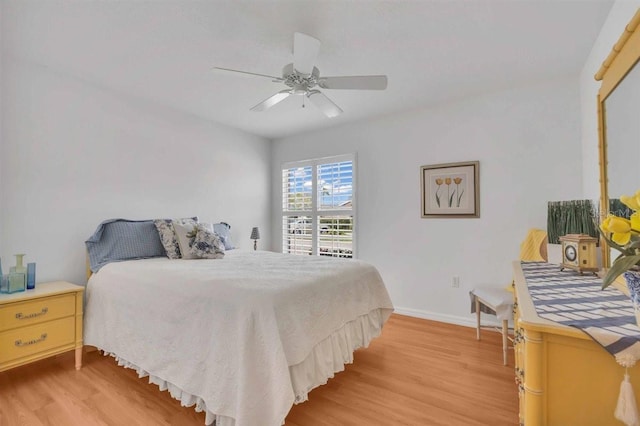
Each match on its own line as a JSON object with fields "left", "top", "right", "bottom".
{"left": 292, "top": 86, "right": 307, "bottom": 96}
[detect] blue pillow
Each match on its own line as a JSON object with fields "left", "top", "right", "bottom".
{"left": 213, "top": 222, "right": 235, "bottom": 250}
{"left": 86, "top": 219, "right": 167, "bottom": 273}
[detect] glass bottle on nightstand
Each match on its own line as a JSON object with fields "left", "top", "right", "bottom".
{"left": 27, "top": 262, "right": 36, "bottom": 290}
{"left": 0, "top": 258, "right": 6, "bottom": 293}
{"left": 8, "top": 254, "right": 27, "bottom": 293}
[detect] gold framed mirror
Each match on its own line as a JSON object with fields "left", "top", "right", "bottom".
{"left": 596, "top": 9, "right": 640, "bottom": 267}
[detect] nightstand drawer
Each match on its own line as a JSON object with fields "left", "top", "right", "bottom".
{"left": 0, "top": 294, "right": 75, "bottom": 332}
{"left": 0, "top": 316, "right": 75, "bottom": 364}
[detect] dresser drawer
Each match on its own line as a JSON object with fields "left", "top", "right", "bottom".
{"left": 0, "top": 294, "right": 76, "bottom": 332}
{"left": 0, "top": 316, "right": 76, "bottom": 364}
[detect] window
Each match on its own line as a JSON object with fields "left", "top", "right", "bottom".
{"left": 282, "top": 155, "right": 355, "bottom": 258}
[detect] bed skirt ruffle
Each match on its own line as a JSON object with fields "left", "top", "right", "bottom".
{"left": 289, "top": 307, "right": 390, "bottom": 403}
{"left": 98, "top": 307, "right": 391, "bottom": 426}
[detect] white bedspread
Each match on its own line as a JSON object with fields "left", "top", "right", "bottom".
{"left": 83, "top": 250, "right": 393, "bottom": 426}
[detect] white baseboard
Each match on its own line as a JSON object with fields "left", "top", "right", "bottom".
{"left": 393, "top": 306, "right": 503, "bottom": 329}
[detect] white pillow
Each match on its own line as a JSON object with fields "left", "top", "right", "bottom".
{"left": 174, "top": 222, "right": 214, "bottom": 259}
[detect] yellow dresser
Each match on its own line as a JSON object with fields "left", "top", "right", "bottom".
{"left": 513, "top": 261, "right": 640, "bottom": 425}
{"left": 0, "top": 281, "right": 84, "bottom": 372}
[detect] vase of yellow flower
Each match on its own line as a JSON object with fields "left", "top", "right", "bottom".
{"left": 623, "top": 270, "right": 640, "bottom": 326}
{"left": 600, "top": 190, "right": 640, "bottom": 323}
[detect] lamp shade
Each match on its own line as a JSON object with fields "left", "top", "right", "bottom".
{"left": 250, "top": 227, "right": 260, "bottom": 240}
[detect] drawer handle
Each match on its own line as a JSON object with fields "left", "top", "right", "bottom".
{"left": 15, "top": 307, "right": 48, "bottom": 320}
{"left": 15, "top": 333, "right": 48, "bottom": 347}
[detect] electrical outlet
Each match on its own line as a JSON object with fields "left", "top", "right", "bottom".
{"left": 452, "top": 276, "right": 460, "bottom": 288}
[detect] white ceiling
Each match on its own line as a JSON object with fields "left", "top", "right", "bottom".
{"left": 2, "top": 0, "right": 613, "bottom": 140}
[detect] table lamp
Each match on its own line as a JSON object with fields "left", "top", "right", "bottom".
{"left": 250, "top": 227, "right": 260, "bottom": 251}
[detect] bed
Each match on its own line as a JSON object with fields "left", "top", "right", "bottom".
{"left": 83, "top": 221, "right": 394, "bottom": 426}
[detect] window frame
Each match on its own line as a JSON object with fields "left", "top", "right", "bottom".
{"left": 281, "top": 153, "right": 357, "bottom": 258}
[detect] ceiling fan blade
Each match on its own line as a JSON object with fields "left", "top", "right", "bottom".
{"left": 213, "top": 67, "right": 284, "bottom": 81}
{"left": 293, "top": 32, "right": 321, "bottom": 75}
{"left": 318, "top": 75, "right": 388, "bottom": 90}
{"left": 250, "top": 90, "right": 291, "bottom": 112}
{"left": 307, "top": 90, "right": 343, "bottom": 118}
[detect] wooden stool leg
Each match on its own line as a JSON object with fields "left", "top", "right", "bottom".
{"left": 502, "top": 319, "right": 508, "bottom": 366}
{"left": 475, "top": 297, "right": 481, "bottom": 340}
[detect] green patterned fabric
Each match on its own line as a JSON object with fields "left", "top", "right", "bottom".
{"left": 547, "top": 200, "right": 598, "bottom": 244}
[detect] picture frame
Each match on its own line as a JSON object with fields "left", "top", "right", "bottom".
{"left": 420, "top": 161, "right": 479, "bottom": 218}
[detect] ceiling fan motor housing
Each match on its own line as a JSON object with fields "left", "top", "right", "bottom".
{"left": 282, "top": 63, "right": 319, "bottom": 93}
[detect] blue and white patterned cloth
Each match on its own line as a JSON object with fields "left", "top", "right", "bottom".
{"left": 521, "top": 261, "right": 640, "bottom": 367}
{"left": 86, "top": 219, "right": 167, "bottom": 273}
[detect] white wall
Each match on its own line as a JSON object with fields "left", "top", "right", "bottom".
{"left": 272, "top": 77, "right": 583, "bottom": 325}
{"left": 580, "top": 2, "right": 640, "bottom": 201}
{"left": 1, "top": 56, "right": 272, "bottom": 285}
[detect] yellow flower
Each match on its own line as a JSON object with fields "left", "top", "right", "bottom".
{"left": 445, "top": 177, "right": 452, "bottom": 185}
{"left": 453, "top": 177, "right": 462, "bottom": 184}
{"left": 601, "top": 189, "right": 640, "bottom": 290}
{"left": 632, "top": 212, "right": 640, "bottom": 231}
{"left": 435, "top": 178, "right": 443, "bottom": 185}
{"left": 621, "top": 190, "right": 640, "bottom": 211}
{"left": 601, "top": 215, "right": 632, "bottom": 245}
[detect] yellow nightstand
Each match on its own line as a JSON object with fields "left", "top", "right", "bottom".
{"left": 0, "top": 281, "right": 84, "bottom": 372}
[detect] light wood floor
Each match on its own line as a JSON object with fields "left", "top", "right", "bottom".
{"left": 0, "top": 314, "right": 518, "bottom": 425}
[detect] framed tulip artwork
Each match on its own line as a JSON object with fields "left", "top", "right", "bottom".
{"left": 420, "top": 161, "right": 479, "bottom": 218}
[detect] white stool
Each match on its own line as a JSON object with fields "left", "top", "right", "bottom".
{"left": 470, "top": 287, "right": 513, "bottom": 365}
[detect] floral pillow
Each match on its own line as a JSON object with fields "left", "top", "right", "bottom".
{"left": 154, "top": 217, "right": 198, "bottom": 259}
{"left": 189, "top": 223, "right": 225, "bottom": 259}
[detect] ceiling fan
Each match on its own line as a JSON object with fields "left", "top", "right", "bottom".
{"left": 213, "top": 32, "right": 388, "bottom": 118}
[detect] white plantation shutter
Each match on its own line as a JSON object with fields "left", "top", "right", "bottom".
{"left": 282, "top": 166, "right": 312, "bottom": 212}
{"left": 317, "top": 161, "right": 353, "bottom": 211}
{"left": 282, "top": 155, "right": 355, "bottom": 258}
